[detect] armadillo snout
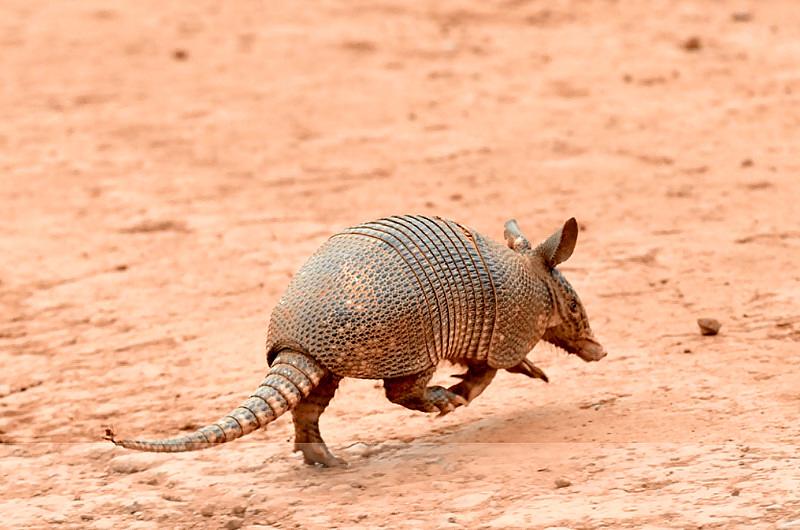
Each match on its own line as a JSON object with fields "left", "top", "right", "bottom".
{"left": 572, "top": 338, "right": 606, "bottom": 362}
{"left": 541, "top": 328, "right": 607, "bottom": 363}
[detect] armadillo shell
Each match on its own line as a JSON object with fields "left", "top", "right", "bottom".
{"left": 266, "top": 215, "right": 550, "bottom": 378}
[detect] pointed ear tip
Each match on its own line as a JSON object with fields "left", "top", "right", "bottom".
{"left": 564, "top": 217, "right": 579, "bottom": 237}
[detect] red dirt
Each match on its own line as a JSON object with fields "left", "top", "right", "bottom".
{"left": 2, "top": 1, "right": 799, "bottom": 528}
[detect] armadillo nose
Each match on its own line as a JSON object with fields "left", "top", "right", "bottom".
{"left": 577, "top": 339, "right": 607, "bottom": 362}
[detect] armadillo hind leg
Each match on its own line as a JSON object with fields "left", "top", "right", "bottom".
{"left": 448, "top": 364, "right": 497, "bottom": 403}
{"left": 384, "top": 367, "right": 468, "bottom": 417}
{"left": 291, "top": 372, "right": 345, "bottom": 467}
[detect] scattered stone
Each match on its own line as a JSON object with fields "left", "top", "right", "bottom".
{"left": 126, "top": 501, "right": 143, "bottom": 514}
{"left": 682, "top": 36, "right": 702, "bottom": 52}
{"left": 697, "top": 318, "right": 722, "bottom": 336}
{"left": 554, "top": 478, "right": 572, "bottom": 489}
{"left": 172, "top": 49, "right": 189, "bottom": 61}
{"left": 731, "top": 488, "right": 741, "bottom": 496}
{"left": 225, "top": 518, "right": 244, "bottom": 530}
{"left": 343, "top": 442, "right": 373, "bottom": 458}
{"left": 232, "top": 505, "right": 247, "bottom": 517}
{"left": 731, "top": 12, "right": 753, "bottom": 23}
{"left": 109, "top": 453, "right": 161, "bottom": 474}
{"left": 450, "top": 491, "right": 494, "bottom": 510}
{"left": 487, "top": 512, "right": 529, "bottom": 528}
{"left": 92, "top": 520, "right": 116, "bottom": 530}
{"left": 200, "top": 504, "right": 216, "bottom": 517}
{"left": 120, "top": 219, "right": 188, "bottom": 233}
{"left": 47, "top": 514, "right": 67, "bottom": 524}
{"left": 741, "top": 158, "right": 754, "bottom": 167}
{"left": 157, "top": 509, "right": 185, "bottom": 523}
{"left": 683, "top": 348, "right": 692, "bottom": 353}
{"left": 307, "top": 514, "right": 332, "bottom": 526}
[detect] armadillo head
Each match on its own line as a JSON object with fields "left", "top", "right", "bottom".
{"left": 504, "top": 217, "right": 606, "bottom": 363}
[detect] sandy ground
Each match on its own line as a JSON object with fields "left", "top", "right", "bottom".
{"left": 2, "top": 1, "right": 800, "bottom": 528}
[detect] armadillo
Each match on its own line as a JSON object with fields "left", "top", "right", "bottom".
{"left": 107, "top": 215, "right": 606, "bottom": 467}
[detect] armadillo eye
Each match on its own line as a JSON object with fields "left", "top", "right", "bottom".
{"left": 569, "top": 299, "right": 579, "bottom": 313}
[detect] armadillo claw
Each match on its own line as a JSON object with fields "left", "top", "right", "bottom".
{"left": 506, "top": 358, "right": 549, "bottom": 383}
{"left": 447, "top": 366, "right": 497, "bottom": 403}
{"left": 294, "top": 442, "right": 348, "bottom": 468}
{"left": 431, "top": 388, "right": 469, "bottom": 417}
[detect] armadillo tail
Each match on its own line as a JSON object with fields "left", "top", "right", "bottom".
{"left": 105, "top": 350, "right": 324, "bottom": 453}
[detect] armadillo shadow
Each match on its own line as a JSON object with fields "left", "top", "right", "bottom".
{"left": 316, "top": 389, "right": 729, "bottom": 474}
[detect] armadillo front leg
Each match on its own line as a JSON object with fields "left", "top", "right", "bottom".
{"left": 448, "top": 364, "right": 497, "bottom": 403}
{"left": 384, "top": 367, "right": 468, "bottom": 417}
{"left": 292, "top": 372, "right": 344, "bottom": 467}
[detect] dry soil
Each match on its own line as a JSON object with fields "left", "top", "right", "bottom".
{"left": 1, "top": 1, "right": 799, "bottom": 529}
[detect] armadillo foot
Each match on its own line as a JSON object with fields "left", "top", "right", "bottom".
{"left": 448, "top": 364, "right": 498, "bottom": 403}
{"left": 506, "top": 358, "right": 549, "bottom": 383}
{"left": 430, "top": 386, "right": 469, "bottom": 417}
{"left": 294, "top": 442, "right": 347, "bottom": 468}
{"left": 291, "top": 372, "right": 344, "bottom": 467}
{"left": 385, "top": 370, "right": 468, "bottom": 416}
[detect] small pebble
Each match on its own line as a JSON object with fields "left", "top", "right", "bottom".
{"left": 731, "top": 488, "right": 741, "bottom": 496}
{"left": 224, "top": 518, "right": 244, "bottom": 530}
{"left": 343, "top": 442, "right": 373, "bottom": 458}
{"left": 697, "top": 318, "right": 722, "bottom": 336}
{"left": 682, "top": 36, "right": 702, "bottom": 51}
{"left": 554, "top": 478, "right": 571, "bottom": 489}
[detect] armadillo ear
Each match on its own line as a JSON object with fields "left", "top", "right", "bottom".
{"left": 535, "top": 218, "right": 578, "bottom": 268}
{"left": 504, "top": 219, "right": 531, "bottom": 251}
